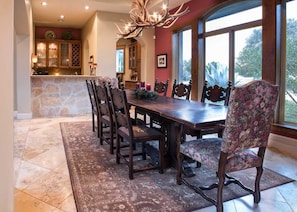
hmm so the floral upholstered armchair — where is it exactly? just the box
[176,80,279,212]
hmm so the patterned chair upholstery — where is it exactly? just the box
[176,80,279,212]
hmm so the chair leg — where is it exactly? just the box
[142,142,146,160]
[116,136,121,164]
[176,153,184,185]
[216,173,225,212]
[129,141,134,180]
[98,121,103,145]
[254,166,263,203]
[92,112,95,132]
[158,137,164,174]
[109,124,114,154]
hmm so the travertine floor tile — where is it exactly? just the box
[22,171,73,208]
[13,116,297,212]
[14,189,61,212]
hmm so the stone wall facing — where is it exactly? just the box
[31,76,118,117]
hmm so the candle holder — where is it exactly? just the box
[89,55,97,76]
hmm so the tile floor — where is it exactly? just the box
[14,116,297,212]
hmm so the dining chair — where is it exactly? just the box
[94,82,115,154]
[150,79,192,131]
[134,79,170,126]
[154,79,170,96]
[185,80,233,139]
[176,80,279,212]
[109,86,165,179]
[86,80,99,133]
[171,79,192,100]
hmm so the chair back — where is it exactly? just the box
[94,83,113,119]
[86,80,98,112]
[222,80,279,152]
[201,80,232,106]
[171,79,192,100]
[154,79,169,96]
[109,87,134,137]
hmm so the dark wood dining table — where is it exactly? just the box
[126,89,228,167]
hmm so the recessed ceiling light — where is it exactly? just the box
[85,5,89,10]
[41,2,47,6]
[58,15,65,22]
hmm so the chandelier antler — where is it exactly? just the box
[116,0,189,39]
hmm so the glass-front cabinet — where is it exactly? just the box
[35,39,81,70]
[48,42,58,67]
[60,43,69,67]
[36,41,47,67]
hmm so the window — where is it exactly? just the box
[282,0,297,125]
[202,2,262,87]
[172,28,192,83]
[116,46,125,73]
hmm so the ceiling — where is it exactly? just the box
[31,0,191,28]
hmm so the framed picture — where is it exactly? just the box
[157,54,167,68]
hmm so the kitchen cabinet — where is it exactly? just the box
[36,40,58,67]
[59,41,81,68]
[35,39,81,69]
[128,42,141,81]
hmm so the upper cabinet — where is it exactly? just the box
[129,43,137,69]
[59,41,81,68]
[128,42,141,81]
[36,39,81,69]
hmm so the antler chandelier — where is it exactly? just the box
[116,0,189,39]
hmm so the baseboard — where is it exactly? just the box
[15,112,32,120]
[268,133,297,160]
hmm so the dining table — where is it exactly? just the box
[125,89,228,167]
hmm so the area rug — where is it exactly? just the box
[60,121,294,212]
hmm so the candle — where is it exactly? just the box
[136,82,140,90]
[141,81,145,88]
[146,84,151,91]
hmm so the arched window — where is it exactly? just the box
[200,0,262,87]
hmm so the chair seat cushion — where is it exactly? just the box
[102,115,111,122]
[118,125,163,141]
[180,138,262,172]
[181,138,222,170]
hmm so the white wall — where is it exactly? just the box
[82,14,98,75]
[82,11,155,84]
[0,0,14,211]
[14,0,33,119]
[16,35,31,119]
[136,29,155,86]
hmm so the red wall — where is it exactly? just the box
[155,0,224,86]
[35,26,81,40]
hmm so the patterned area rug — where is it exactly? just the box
[60,121,293,212]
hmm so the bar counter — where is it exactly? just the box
[31,75,109,117]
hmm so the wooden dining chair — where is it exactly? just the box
[154,79,170,96]
[86,80,99,133]
[134,79,169,126]
[109,86,165,179]
[94,82,115,154]
[185,80,233,139]
[150,79,192,131]
[171,79,192,100]
[176,80,279,212]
